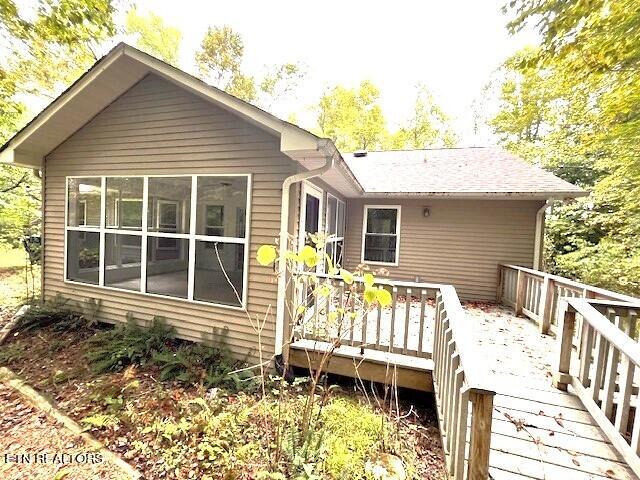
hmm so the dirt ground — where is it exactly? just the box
[0,323,446,479]
[0,382,133,480]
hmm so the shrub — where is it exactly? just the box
[14,295,85,332]
[153,342,258,392]
[86,314,174,373]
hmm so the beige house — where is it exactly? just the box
[0,43,585,363]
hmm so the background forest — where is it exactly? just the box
[1,0,638,294]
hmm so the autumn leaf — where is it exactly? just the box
[256,245,277,266]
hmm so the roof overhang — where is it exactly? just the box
[358,191,589,200]
[0,43,364,196]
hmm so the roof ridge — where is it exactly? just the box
[342,146,501,154]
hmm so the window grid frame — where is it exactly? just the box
[64,173,252,310]
[360,204,401,267]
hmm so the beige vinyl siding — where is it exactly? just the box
[43,74,294,361]
[344,198,543,301]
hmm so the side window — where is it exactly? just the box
[362,206,400,265]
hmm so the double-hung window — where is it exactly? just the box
[361,205,401,266]
[65,175,251,308]
[325,194,346,269]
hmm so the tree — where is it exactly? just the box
[493,0,640,295]
[125,9,182,66]
[0,0,120,249]
[0,0,118,102]
[194,25,304,107]
[316,81,386,151]
[386,85,457,149]
[195,25,244,88]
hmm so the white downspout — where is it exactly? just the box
[533,198,555,271]
[274,141,338,356]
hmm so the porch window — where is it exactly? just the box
[362,205,401,266]
[65,174,251,309]
[325,193,345,268]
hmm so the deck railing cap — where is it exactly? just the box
[500,264,640,304]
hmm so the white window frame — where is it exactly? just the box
[361,204,401,267]
[298,181,324,254]
[325,192,345,268]
[64,174,252,310]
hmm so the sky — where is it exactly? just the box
[25,0,540,146]
[125,0,541,145]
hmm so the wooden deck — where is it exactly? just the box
[468,304,637,479]
[288,270,640,479]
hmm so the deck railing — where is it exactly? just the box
[554,298,640,477]
[497,264,639,337]
[291,272,496,480]
[292,272,438,357]
[434,285,495,480]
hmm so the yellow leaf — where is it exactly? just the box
[285,251,300,263]
[256,245,277,266]
[296,305,306,315]
[324,253,334,273]
[364,287,377,304]
[363,273,375,288]
[316,284,331,297]
[299,245,318,268]
[376,288,392,307]
[340,269,354,284]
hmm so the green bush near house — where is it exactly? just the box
[153,342,258,392]
[86,315,175,373]
[14,296,84,332]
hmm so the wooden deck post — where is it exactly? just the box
[467,391,494,480]
[538,276,554,335]
[515,270,525,316]
[553,302,576,391]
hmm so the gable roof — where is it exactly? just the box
[342,147,586,199]
[0,42,363,197]
[0,42,584,200]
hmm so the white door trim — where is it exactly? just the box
[298,181,324,254]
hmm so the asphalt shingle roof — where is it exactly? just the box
[341,146,585,197]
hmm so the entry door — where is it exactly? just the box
[299,182,323,262]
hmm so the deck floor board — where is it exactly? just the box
[466,304,637,480]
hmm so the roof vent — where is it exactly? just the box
[353,150,368,158]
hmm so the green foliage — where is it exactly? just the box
[125,8,182,66]
[152,342,258,392]
[131,390,408,480]
[138,394,265,476]
[0,165,41,249]
[195,25,303,108]
[488,1,640,295]
[0,0,120,249]
[316,81,457,151]
[316,80,386,151]
[14,295,85,332]
[319,398,389,478]
[86,315,175,373]
[80,413,120,429]
[386,84,457,149]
